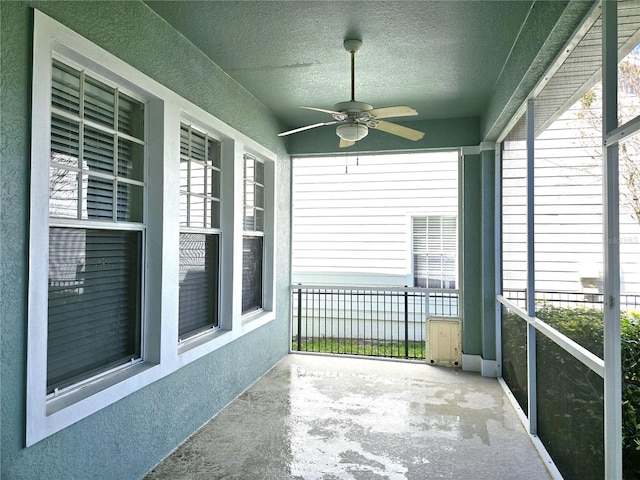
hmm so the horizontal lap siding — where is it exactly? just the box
[292,152,458,282]
[502,102,640,294]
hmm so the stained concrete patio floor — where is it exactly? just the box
[144,354,551,480]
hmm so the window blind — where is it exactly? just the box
[178,233,219,338]
[242,236,263,313]
[413,216,457,288]
[47,228,142,393]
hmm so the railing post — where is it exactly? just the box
[297,284,302,351]
[404,286,409,359]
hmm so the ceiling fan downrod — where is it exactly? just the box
[343,39,362,102]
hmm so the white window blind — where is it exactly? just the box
[412,216,457,289]
[178,124,221,339]
[47,59,145,394]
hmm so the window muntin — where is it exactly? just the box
[179,124,221,229]
[178,123,221,339]
[242,154,265,313]
[50,60,145,223]
[412,216,457,289]
[47,59,146,394]
[243,154,264,232]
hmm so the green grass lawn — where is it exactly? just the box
[292,337,425,360]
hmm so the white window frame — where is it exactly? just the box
[177,121,223,344]
[239,152,276,322]
[27,11,277,446]
[411,215,458,289]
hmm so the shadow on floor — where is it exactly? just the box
[144,354,550,480]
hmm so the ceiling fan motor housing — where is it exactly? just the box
[333,101,373,113]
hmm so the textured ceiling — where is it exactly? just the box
[145,1,539,133]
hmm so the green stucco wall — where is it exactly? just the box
[481,149,496,361]
[0,2,290,479]
[460,149,497,362]
[461,154,483,356]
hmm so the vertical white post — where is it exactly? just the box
[602,2,623,478]
[495,145,503,378]
[526,99,537,434]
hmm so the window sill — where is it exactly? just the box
[178,327,230,356]
[46,361,158,415]
[29,361,162,445]
[241,309,275,330]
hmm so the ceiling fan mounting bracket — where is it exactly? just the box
[343,39,362,53]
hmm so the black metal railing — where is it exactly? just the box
[291,284,459,360]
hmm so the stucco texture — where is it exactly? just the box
[0,2,290,479]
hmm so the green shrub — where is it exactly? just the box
[621,311,640,479]
[504,304,640,479]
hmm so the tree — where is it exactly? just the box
[579,45,640,226]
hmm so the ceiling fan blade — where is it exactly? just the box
[373,120,425,141]
[368,105,418,119]
[278,121,338,137]
[339,138,355,148]
[301,106,344,116]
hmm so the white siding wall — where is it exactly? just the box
[502,98,640,295]
[292,152,459,286]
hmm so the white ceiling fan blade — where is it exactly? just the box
[278,121,338,137]
[368,106,418,119]
[339,138,355,148]
[373,120,425,141]
[301,106,344,116]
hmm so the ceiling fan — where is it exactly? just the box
[278,39,426,148]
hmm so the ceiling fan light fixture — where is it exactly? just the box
[336,123,368,141]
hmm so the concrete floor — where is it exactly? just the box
[144,354,551,480]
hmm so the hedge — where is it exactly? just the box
[503,304,640,479]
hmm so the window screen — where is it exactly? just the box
[47,228,142,393]
[413,216,457,289]
[179,233,219,338]
[242,236,263,313]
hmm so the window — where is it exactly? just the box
[28,11,277,446]
[178,124,221,340]
[412,216,457,289]
[47,59,146,394]
[242,154,264,313]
